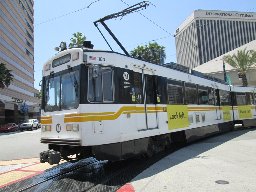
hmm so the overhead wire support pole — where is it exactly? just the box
[94,1,150,56]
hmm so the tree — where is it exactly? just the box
[224,48,256,87]
[69,32,86,48]
[35,90,42,99]
[0,63,13,89]
[130,42,166,64]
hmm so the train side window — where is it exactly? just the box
[102,68,114,102]
[185,83,197,104]
[132,72,143,104]
[246,92,252,105]
[236,92,246,105]
[230,92,237,106]
[198,86,209,105]
[88,66,114,102]
[215,89,220,106]
[145,75,156,104]
[167,79,184,104]
[208,88,215,105]
[219,90,231,106]
[156,77,167,104]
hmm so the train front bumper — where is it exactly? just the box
[41,138,81,146]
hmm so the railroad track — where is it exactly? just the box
[0,145,180,192]
[0,157,106,192]
[1,128,250,192]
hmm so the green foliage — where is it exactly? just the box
[224,48,256,86]
[35,90,42,99]
[69,32,86,48]
[0,63,13,89]
[130,42,166,64]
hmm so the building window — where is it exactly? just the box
[26,40,32,49]
[251,22,255,40]
[235,21,239,46]
[26,30,33,42]
[217,20,222,56]
[239,21,243,45]
[26,49,33,60]
[26,21,33,33]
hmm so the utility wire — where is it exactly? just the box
[120,0,173,37]
[35,0,102,26]
[120,0,214,51]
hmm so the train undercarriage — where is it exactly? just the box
[39,119,256,165]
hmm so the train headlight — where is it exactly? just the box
[72,124,79,132]
[42,125,51,132]
[42,125,46,132]
[66,124,79,132]
[66,124,73,131]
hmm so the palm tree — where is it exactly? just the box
[0,63,13,89]
[223,48,256,87]
[69,32,86,48]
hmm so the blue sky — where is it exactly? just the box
[34,0,254,90]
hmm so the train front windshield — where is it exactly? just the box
[43,69,80,111]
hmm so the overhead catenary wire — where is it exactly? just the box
[120,0,173,37]
[35,0,103,26]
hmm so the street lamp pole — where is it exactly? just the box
[223,60,227,83]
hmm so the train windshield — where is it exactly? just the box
[44,69,80,111]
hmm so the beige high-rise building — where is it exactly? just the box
[175,10,256,69]
[0,0,40,124]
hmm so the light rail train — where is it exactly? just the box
[40,43,256,164]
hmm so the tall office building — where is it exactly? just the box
[0,0,39,123]
[175,10,256,69]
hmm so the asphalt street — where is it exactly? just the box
[0,129,47,161]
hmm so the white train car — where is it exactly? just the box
[230,86,256,127]
[40,45,256,164]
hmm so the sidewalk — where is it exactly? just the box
[129,128,256,192]
[0,158,54,188]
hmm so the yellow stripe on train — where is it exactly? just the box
[64,106,164,123]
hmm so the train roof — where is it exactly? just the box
[43,48,256,92]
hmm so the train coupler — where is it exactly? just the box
[40,150,61,165]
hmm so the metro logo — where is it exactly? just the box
[167,105,189,130]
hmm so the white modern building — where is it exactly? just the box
[194,40,256,87]
[175,10,256,69]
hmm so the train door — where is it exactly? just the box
[133,67,158,131]
[87,65,114,134]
